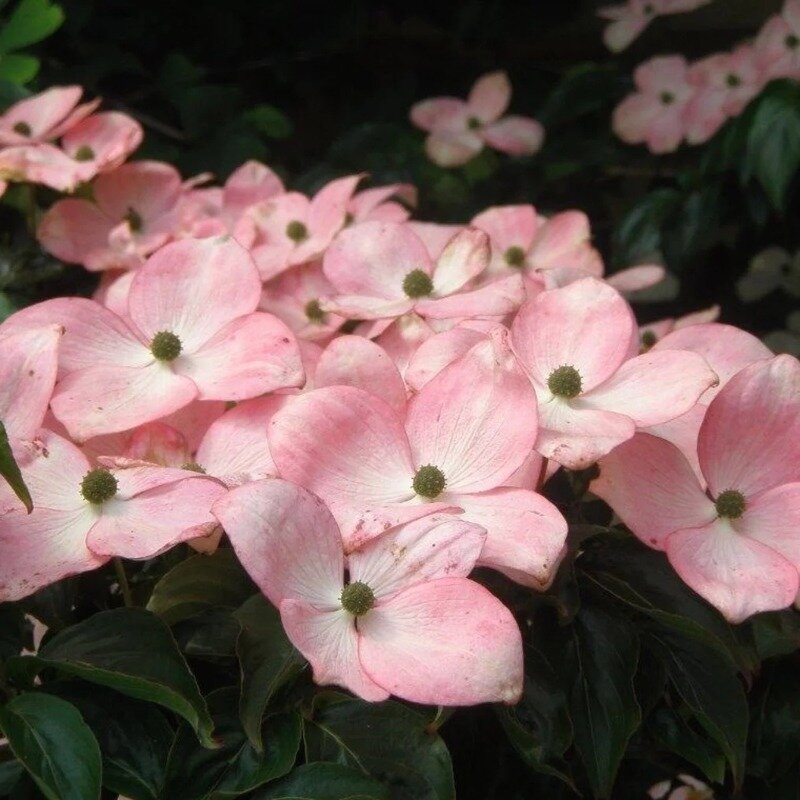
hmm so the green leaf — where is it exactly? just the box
[10,607,215,747]
[613,188,680,268]
[0,53,38,83]
[0,603,33,659]
[564,607,641,799]
[743,81,800,212]
[47,681,173,800]
[254,762,390,800]
[0,0,64,54]
[751,610,800,660]
[304,692,455,800]
[164,687,301,799]
[0,760,25,794]
[0,421,32,512]
[234,594,305,751]
[147,548,255,625]
[244,104,293,139]
[0,692,101,800]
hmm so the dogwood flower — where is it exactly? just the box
[213,478,523,704]
[755,0,800,81]
[410,71,544,167]
[60,111,144,179]
[592,356,800,622]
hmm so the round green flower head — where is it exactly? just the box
[467,116,482,130]
[716,489,746,520]
[181,462,206,473]
[124,207,143,232]
[659,91,675,105]
[786,33,800,49]
[305,298,326,323]
[413,464,446,499]
[548,365,582,399]
[403,269,434,299]
[340,581,375,616]
[13,121,31,136]
[74,145,95,161]
[504,245,526,268]
[640,330,658,351]
[81,468,118,504]
[286,220,309,243]
[151,330,182,362]
[726,73,742,88]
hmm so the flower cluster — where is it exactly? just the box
[613,0,800,151]
[0,81,798,710]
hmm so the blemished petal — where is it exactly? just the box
[306,174,361,245]
[281,600,388,701]
[358,577,523,705]
[591,433,715,550]
[196,395,287,485]
[321,294,415,321]
[511,277,635,391]
[468,71,512,123]
[348,514,486,598]
[212,478,345,607]
[416,274,525,320]
[432,228,490,296]
[698,355,800,497]
[606,264,666,293]
[406,327,539,493]
[0,86,82,143]
[0,505,103,601]
[323,220,433,299]
[409,97,468,132]
[0,144,89,191]
[579,350,717,427]
[314,335,407,414]
[425,130,484,167]
[481,116,545,156]
[0,325,62,440]
[223,160,284,218]
[51,362,198,441]
[471,204,538,254]
[536,399,635,469]
[61,112,144,173]
[127,237,261,352]
[121,421,190,467]
[405,326,488,391]
[666,520,799,623]
[453,488,568,590]
[87,474,226,559]
[176,313,304,400]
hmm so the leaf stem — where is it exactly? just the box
[114,557,133,607]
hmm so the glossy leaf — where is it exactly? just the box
[0,0,64,54]
[254,762,390,800]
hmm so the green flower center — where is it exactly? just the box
[74,144,95,161]
[81,468,118,504]
[640,330,658,351]
[343,211,355,227]
[286,220,309,243]
[716,489,746,519]
[150,331,182,362]
[548,365,583,399]
[504,245,526,268]
[181,462,206,473]
[467,116,482,130]
[12,121,31,136]
[726,73,742,88]
[403,269,434,298]
[124,207,143,232]
[340,581,375,616]
[305,298,327,324]
[413,464,446,499]
[786,33,800,49]
[659,91,675,105]
[643,2,655,14]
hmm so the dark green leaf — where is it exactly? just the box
[10,607,215,747]
[0,0,64,54]
[254,762,390,800]
[564,607,640,799]
[0,692,101,800]
[234,594,305,751]
[0,421,32,512]
[244,104,292,139]
[0,53,38,83]
[751,610,800,660]
[173,609,241,660]
[0,760,25,794]
[613,189,680,268]
[304,692,455,800]
[0,604,33,660]
[147,548,255,625]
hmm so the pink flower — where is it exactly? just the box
[347,183,417,224]
[0,86,99,146]
[3,237,304,440]
[410,71,544,167]
[684,45,763,144]
[0,429,226,600]
[322,220,523,322]
[212,478,523,704]
[510,278,718,469]
[599,0,712,52]
[613,56,694,153]
[37,161,183,271]
[60,111,144,179]
[754,0,800,81]
[240,174,360,281]
[0,144,91,193]
[269,329,568,589]
[592,356,800,622]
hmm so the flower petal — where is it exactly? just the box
[481,116,544,156]
[431,228,490,296]
[468,71,512,123]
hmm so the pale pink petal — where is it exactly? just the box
[408,222,466,259]
[698,356,800,497]
[0,86,82,144]
[645,404,707,481]
[410,97,468,132]
[281,601,388,700]
[467,71,511,123]
[607,264,666,292]
[612,94,661,146]
[603,12,650,52]
[94,160,182,223]
[93,270,135,316]
[223,160,284,217]
[431,228,490,296]
[0,144,88,191]
[425,130,484,167]
[61,112,144,174]
[405,326,487,391]
[471,205,538,255]
[321,295,415,321]
[528,211,592,271]
[123,422,189,467]
[481,116,544,156]
[212,478,344,607]
[375,313,434,375]
[592,433,715,549]
[175,313,304,400]
[358,578,522,705]
[406,328,538,492]
[304,174,361,252]
[666,521,799,623]
[348,183,416,223]
[416,274,525,319]
[736,483,800,569]
[348,515,486,597]
[453,488,568,589]
[314,336,407,414]
[0,326,62,440]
